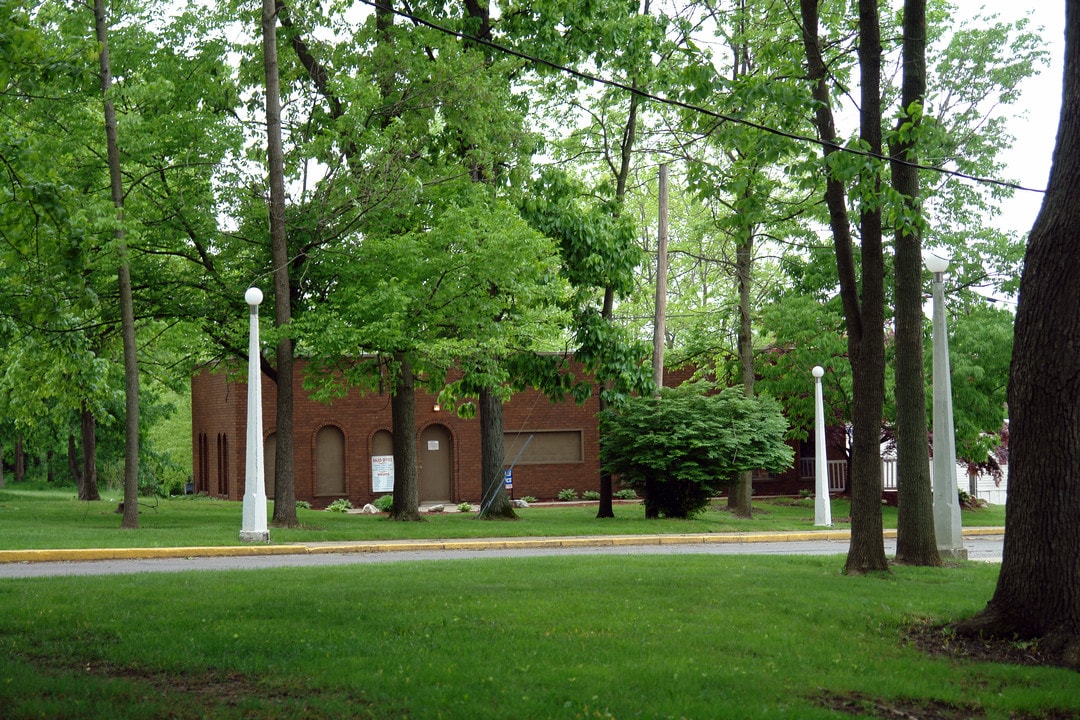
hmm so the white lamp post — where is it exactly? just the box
[812,366,832,527]
[240,287,269,543]
[924,252,965,559]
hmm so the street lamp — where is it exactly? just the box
[812,366,832,527]
[240,287,269,543]
[924,252,966,559]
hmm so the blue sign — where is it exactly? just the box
[503,469,513,489]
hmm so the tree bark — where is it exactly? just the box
[390,354,422,521]
[262,0,298,528]
[596,287,617,519]
[891,0,940,566]
[478,386,517,520]
[14,434,24,482]
[69,434,80,489]
[93,0,139,529]
[80,404,100,501]
[842,0,889,575]
[597,82,642,520]
[954,1,1080,668]
[729,225,755,518]
[799,0,888,573]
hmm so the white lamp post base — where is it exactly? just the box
[240,287,270,544]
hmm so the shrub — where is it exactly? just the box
[325,498,353,513]
[557,488,578,501]
[373,494,394,512]
[600,383,793,518]
[582,490,601,500]
[457,502,473,513]
[296,500,312,511]
[520,496,538,504]
[614,489,638,500]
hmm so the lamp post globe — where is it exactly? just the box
[923,251,949,276]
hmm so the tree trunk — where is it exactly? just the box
[93,0,139,529]
[891,0,940,566]
[263,0,298,528]
[724,0,755,520]
[478,386,517,520]
[842,0,889,575]
[729,219,755,518]
[69,434,81,489]
[954,1,1080,668]
[597,84,642,520]
[596,287,617,519]
[799,0,888,573]
[14,434,24,482]
[80,404,100,501]
[390,354,422,521]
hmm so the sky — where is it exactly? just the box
[969,1,1066,234]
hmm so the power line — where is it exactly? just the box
[354,0,1045,195]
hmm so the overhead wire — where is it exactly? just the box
[353,0,1045,195]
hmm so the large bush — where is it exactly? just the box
[600,384,794,518]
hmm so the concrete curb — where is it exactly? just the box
[0,527,1005,564]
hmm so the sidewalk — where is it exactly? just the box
[0,526,1005,564]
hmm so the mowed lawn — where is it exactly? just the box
[0,486,1068,720]
[0,484,1006,550]
[2,555,1077,720]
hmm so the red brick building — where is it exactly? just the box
[190,360,817,508]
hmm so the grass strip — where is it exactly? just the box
[0,485,1005,551]
[0,555,1073,720]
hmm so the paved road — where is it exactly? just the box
[0,533,1004,579]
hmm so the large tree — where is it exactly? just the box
[890,0,940,566]
[261,0,299,528]
[93,0,140,528]
[799,0,888,573]
[955,0,1080,669]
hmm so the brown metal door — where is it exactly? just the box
[419,425,452,502]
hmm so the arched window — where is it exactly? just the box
[216,433,229,496]
[315,425,346,496]
[198,433,210,493]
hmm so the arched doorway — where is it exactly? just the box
[419,424,452,503]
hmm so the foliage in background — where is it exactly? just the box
[0,0,1041,515]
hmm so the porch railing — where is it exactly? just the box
[800,456,1008,504]
[798,457,848,493]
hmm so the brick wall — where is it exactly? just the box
[191,359,604,507]
[190,358,820,508]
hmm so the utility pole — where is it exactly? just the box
[652,164,669,391]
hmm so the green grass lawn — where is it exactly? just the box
[0,483,1005,550]
[0,485,1058,720]
[1,555,1074,720]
